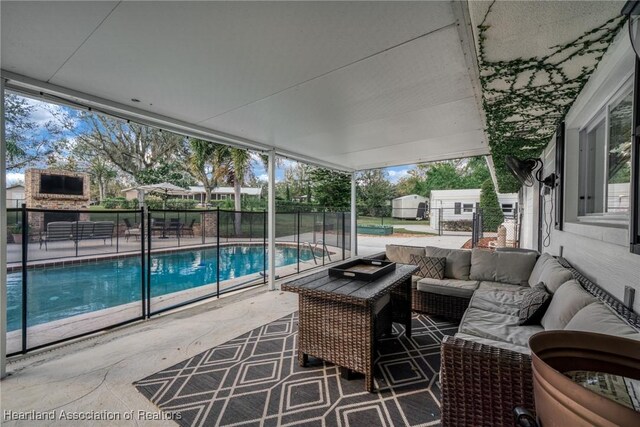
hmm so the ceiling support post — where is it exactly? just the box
[267,149,277,290]
[351,173,358,257]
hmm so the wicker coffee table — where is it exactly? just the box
[282,263,417,392]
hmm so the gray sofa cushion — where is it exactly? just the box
[459,307,543,348]
[470,283,530,316]
[528,253,554,287]
[565,302,640,340]
[385,244,425,264]
[425,246,471,280]
[496,251,538,285]
[477,281,527,292]
[411,275,421,289]
[541,279,596,330]
[537,257,573,293]
[416,277,479,298]
[454,332,530,354]
[469,249,537,285]
[469,248,496,281]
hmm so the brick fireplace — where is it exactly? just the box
[25,168,91,231]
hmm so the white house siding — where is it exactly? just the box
[430,189,518,229]
[520,31,640,313]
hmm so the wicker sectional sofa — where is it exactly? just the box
[373,245,640,426]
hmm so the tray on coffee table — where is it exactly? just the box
[328,258,396,281]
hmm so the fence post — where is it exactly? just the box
[20,204,27,353]
[75,210,79,257]
[342,212,346,261]
[263,209,267,284]
[140,208,146,318]
[472,212,477,248]
[438,208,443,236]
[297,210,300,274]
[116,212,120,253]
[322,210,326,266]
[146,209,152,317]
[216,207,220,298]
[201,211,205,244]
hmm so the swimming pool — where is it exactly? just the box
[6,245,318,332]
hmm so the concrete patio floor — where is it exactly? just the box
[1,286,299,426]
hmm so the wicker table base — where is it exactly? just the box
[283,265,416,392]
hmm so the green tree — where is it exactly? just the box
[308,168,350,209]
[479,179,504,231]
[460,157,491,188]
[88,158,117,202]
[75,114,189,178]
[135,160,195,188]
[5,93,71,170]
[188,138,223,205]
[357,169,395,216]
[214,147,253,235]
[395,156,492,198]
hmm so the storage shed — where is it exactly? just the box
[392,195,429,219]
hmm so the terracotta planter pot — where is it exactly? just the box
[529,331,640,427]
[11,233,22,244]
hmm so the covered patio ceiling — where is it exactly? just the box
[0,1,626,173]
[1,1,486,171]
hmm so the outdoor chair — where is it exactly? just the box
[123,218,141,241]
[151,218,166,237]
[39,222,74,250]
[166,218,182,237]
[92,221,114,245]
[182,218,196,237]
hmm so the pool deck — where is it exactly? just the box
[6,231,345,267]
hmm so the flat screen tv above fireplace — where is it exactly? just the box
[39,174,84,196]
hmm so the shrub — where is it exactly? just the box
[479,179,504,232]
[144,197,198,210]
[165,198,198,210]
[441,220,473,231]
[101,197,127,209]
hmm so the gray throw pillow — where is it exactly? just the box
[410,254,446,280]
[518,282,552,326]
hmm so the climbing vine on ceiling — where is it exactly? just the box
[477,1,626,192]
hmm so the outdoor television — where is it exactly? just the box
[39,174,84,196]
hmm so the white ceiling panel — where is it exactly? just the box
[201,25,486,169]
[1,1,488,171]
[0,1,119,81]
[44,1,456,123]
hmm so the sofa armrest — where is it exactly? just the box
[440,335,535,427]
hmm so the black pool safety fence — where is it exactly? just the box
[357,205,521,248]
[5,206,351,356]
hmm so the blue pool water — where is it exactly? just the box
[6,245,316,332]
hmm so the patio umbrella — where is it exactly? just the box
[137,182,192,209]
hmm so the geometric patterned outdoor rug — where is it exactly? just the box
[134,312,458,427]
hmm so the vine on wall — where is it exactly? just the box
[477,2,626,192]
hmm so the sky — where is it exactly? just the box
[5,92,416,186]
